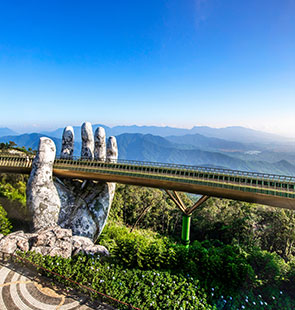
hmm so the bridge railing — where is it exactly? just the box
[1,155,295,193]
[54,155,295,183]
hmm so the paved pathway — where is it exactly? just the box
[0,262,115,310]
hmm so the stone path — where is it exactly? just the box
[0,262,115,310]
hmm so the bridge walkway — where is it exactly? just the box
[0,154,295,210]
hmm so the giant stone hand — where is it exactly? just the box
[26,122,118,242]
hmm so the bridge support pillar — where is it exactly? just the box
[165,190,210,248]
[181,214,191,248]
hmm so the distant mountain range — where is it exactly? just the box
[0,127,18,137]
[1,130,295,176]
[40,124,292,144]
[0,133,63,153]
[166,134,249,152]
[116,133,295,175]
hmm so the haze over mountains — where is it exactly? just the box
[1,125,295,176]
[39,124,292,144]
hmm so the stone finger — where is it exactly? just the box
[94,126,106,161]
[106,136,118,162]
[61,126,74,159]
[26,138,61,231]
[81,122,94,160]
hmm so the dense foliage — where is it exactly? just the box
[15,223,295,309]
[17,251,213,310]
[0,174,26,207]
[0,204,12,235]
[111,184,295,260]
[98,224,295,303]
[2,173,295,309]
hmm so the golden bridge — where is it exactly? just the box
[1,154,295,245]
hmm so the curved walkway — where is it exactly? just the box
[0,262,115,310]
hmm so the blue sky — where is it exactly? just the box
[0,0,294,136]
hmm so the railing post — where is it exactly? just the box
[181,214,191,248]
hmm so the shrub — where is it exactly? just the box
[0,204,12,235]
[99,223,176,269]
[99,224,255,295]
[247,248,288,286]
[17,251,213,310]
[172,241,255,295]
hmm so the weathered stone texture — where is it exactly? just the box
[56,123,118,241]
[61,126,74,159]
[106,136,118,162]
[81,122,94,159]
[30,226,72,258]
[26,138,61,231]
[94,127,106,160]
[25,121,118,252]
[0,227,109,258]
[0,231,29,254]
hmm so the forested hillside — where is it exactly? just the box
[2,161,295,308]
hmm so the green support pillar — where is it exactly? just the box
[181,214,191,248]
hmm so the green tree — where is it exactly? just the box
[0,204,12,235]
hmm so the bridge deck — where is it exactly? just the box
[0,155,295,210]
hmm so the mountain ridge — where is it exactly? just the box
[39,124,292,144]
[1,131,295,176]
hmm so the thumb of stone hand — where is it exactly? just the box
[26,137,61,231]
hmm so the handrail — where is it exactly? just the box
[1,154,295,183]
[54,156,295,182]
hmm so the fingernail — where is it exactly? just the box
[81,122,94,160]
[94,127,106,161]
[61,126,74,159]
